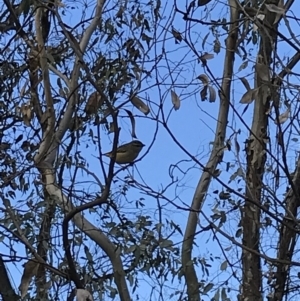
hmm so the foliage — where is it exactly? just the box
[0,0,300,301]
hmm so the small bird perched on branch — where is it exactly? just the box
[103,140,145,164]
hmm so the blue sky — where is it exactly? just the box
[2,0,300,300]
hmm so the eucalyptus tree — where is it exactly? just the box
[1,0,300,301]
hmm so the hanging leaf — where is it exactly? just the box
[256,62,270,81]
[214,289,220,301]
[85,91,103,115]
[221,288,228,301]
[238,60,248,72]
[220,260,228,271]
[124,109,137,138]
[208,86,216,102]
[265,4,285,15]
[200,53,214,62]
[203,283,214,294]
[84,246,94,263]
[171,27,182,43]
[239,89,257,104]
[242,104,249,116]
[274,108,290,124]
[213,39,221,54]
[235,228,243,237]
[235,138,240,154]
[108,122,115,133]
[76,289,93,301]
[130,96,150,115]
[200,86,208,101]
[19,259,39,298]
[21,102,33,126]
[198,0,212,6]
[239,77,251,91]
[20,79,29,97]
[171,90,181,110]
[253,14,265,31]
[197,74,209,85]
[273,0,285,24]
[19,0,32,16]
[202,32,210,50]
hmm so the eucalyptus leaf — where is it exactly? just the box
[274,108,290,124]
[240,89,256,104]
[208,85,216,102]
[131,96,150,115]
[171,90,181,110]
[239,77,251,91]
[197,74,209,85]
[125,109,137,138]
[256,62,270,81]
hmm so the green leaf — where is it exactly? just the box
[219,191,230,200]
[19,0,32,17]
[214,289,220,301]
[213,39,221,54]
[125,245,136,253]
[84,246,94,263]
[159,239,173,248]
[220,260,228,271]
[221,287,227,301]
[235,228,243,238]
[203,283,214,294]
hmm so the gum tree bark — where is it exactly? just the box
[241,1,292,300]
[30,1,132,300]
[181,1,239,300]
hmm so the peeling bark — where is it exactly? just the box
[241,1,282,300]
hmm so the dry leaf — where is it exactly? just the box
[21,102,33,127]
[200,53,214,61]
[240,89,256,104]
[256,62,270,81]
[200,86,208,101]
[20,79,29,97]
[76,289,93,301]
[108,122,115,133]
[265,4,285,15]
[208,86,216,102]
[197,74,209,85]
[213,39,221,54]
[19,259,39,298]
[124,109,137,138]
[171,90,181,110]
[171,27,182,42]
[253,14,265,31]
[202,32,210,50]
[272,0,285,24]
[85,91,103,115]
[239,77,251,91]
[130,96,150,115]
[275,108,290,124]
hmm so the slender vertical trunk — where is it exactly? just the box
[241,2,281,300]
[181,1,239,300]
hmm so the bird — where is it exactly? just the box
[103,140,145,164]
